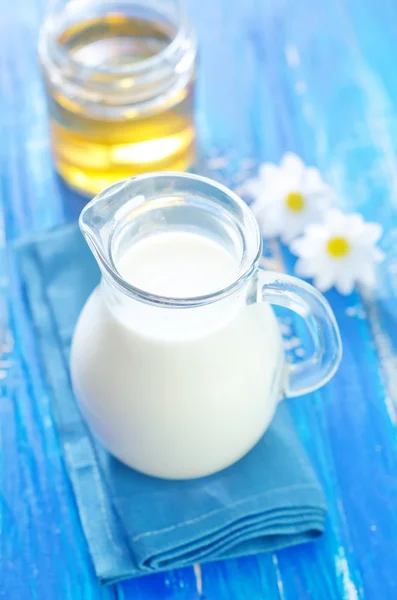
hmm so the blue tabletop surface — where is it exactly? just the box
[2,0,397,598]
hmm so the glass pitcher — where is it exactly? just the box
[70,172,342,479]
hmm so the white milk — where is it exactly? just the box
[70,232,284,478]
[118,231,238,298]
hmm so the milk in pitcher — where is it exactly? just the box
[71,231,283,478]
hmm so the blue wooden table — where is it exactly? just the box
[2,0,397,598]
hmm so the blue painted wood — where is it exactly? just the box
[2,0,397,598]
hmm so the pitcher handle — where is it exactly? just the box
[256,269,342,397]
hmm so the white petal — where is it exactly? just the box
[313,269,337,292]
[280,152,305,187]
[295,257,319,277]
[242,178,263,199]
[290,237,310,257]
[256,209,282,238]
[334,271,356,295]
[324,209,346,230]
[282,202,323,238]
[252,191,281,214]
[343,213,365,238]
[303,168,332,204]
[304,167,323,191]
[258,163,281,189]
[346,213,364,229]
[251,197,267,216]
[251,195,281,219]
[290,229,326,257]
[279,216,305,243]
[303,200,330,223]
[357,265,376,288]
[304,223,328,240]
[271,181,293,202]
[373,248,385,262]
[306,192,334,216]
[348,241,385,265]
[362,222,383,244]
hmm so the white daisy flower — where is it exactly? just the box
[243,152,333,242]
[290,209,384,295]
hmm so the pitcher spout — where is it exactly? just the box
[79,177,145,274]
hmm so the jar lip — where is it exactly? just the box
[80,173,263,309]
[40,0,194,78]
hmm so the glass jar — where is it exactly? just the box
[39,0,197,196]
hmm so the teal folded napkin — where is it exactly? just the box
[15,224,326,585]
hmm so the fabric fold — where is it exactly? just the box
[15,224,326,585]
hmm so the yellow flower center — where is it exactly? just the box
[327,237,350,258]
[285,192,305,212]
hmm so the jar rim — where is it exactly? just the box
[40,0,192,78]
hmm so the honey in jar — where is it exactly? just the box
[39,1,196,196]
